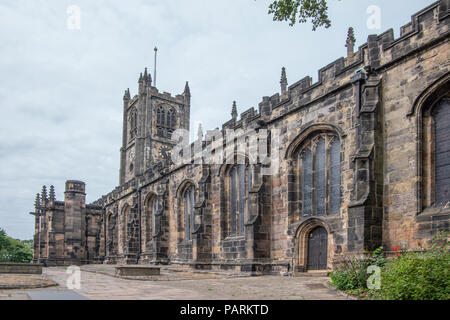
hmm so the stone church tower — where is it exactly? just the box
[119,68,191,185]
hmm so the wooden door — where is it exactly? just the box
[307,227,328,270]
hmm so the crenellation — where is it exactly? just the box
[240,107,257,124]
[269,93,280,109]
[401,22,414,37]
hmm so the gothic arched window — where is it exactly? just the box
[183,185,195,240]
[228,164,251,236]
[298,133,341,217]
[422,96,450,208]
[433,98,450,206]
[144,195,158,249]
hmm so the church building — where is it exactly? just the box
[30,0,449,274]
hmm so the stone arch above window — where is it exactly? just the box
[285,123,345,160]
[288,129,342,221]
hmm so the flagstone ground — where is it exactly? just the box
[0,266,350,300]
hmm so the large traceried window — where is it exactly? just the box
[228,164,251,236]
[422,96,450,208]
[434,98,450,206]
[144,195,158,248]
[183,185,195,240]
[298,133,341,217]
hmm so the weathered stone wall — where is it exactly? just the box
[0,263,43,274]
[381,21,450,250]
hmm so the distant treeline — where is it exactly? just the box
[0,228,33,263]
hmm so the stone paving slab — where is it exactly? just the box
[80,264,246,281]
[0,266,351,300]
[27,290,89,300]
[47,267,348,300]
[0,274,57,290]
[0,289,31,300]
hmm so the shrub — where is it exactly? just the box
[330,246,385,291]
[371,232,450,300]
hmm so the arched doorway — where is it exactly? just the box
[307,226,328,270]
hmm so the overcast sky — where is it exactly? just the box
[0,0,433,240]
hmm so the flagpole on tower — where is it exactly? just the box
[154,47,158,87]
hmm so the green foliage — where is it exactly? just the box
[331,232,450,300]
[370,246,386,268]
[0,228,33,263]
[330,246,385,291]
[329,258,369,291]
[267,0,334,30]
[371,232,450,300]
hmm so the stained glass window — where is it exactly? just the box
[302,149,313,217]
[238,164,245,234]
[230,167,237,235]
[330,139,341,214]
[183,186,195,240]
[299,134,341,216]
[433,98,450,206]
[315,138,326,216]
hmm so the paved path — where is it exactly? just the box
[0,274,57,289]
[0,267,349,300]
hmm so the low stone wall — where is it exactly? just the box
[115,266,160,276]
[0,263,43,274]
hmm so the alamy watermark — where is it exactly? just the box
[66,265,81,289]
[367,5,381,30]
[170,127,280,175]
[67,5,81,31]
[366,265,381,289]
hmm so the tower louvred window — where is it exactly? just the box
[156,106,176,138]
[167,109,175,129]
[157,107,165,126]
[129,109,137,140]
